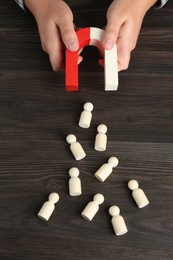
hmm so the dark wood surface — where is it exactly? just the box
[0,1,173,259]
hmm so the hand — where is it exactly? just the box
[102,0,157,71]
[25,0,81,71]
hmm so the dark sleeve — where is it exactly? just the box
[156,0,169,8]
[15,0,25,10]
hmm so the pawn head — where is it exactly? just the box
[128,180,139,190]
[108,157,119,167]
[84,102,94,112]
[109,205,120,217]
[97,124,107,134]
[69,167,79,177]
[66,134,77,144]
[93,193,104,205]
[48,192,60,203]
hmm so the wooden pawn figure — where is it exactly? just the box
[79,102,94,128]
[128,180,149,208]
[37,193,59,221]
[95,156,119,182]
[69,167,82,196]
[81,193,104,221]
[109,206,128,236]
[94,124,108,151]
[66,134,86,161]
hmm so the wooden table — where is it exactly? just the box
[0,1,173,259]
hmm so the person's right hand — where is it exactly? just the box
[25,0,81,71]
[102,0,157,71]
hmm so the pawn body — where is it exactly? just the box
[38,193,59,221]
[81,193,104,221]
[128,180,149,208]
[69,167,82,196]
[66,134,86,161]
[95,157,119,182]
[79,102,94,128]
[132,188,149,208]
[95,124,108,151]
[109,206,128,236]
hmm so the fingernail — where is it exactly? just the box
[67,39,78,51]
[103,40,114,50]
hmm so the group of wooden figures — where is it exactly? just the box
[37,102,149,236]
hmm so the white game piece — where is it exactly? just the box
[69,167,82,196]
[94,124,108,151]
[109,206,128,236]
[95,156,119,182]
[81,193,104,221]
[128,180,149,208]
[66,134,86,160]
[79,102,94,128]
[37,192,59,221]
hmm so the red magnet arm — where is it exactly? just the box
[66,27,90,91]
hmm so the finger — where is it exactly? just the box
[103,21,122,50]
[78,55,83,65]
[78,47,83,55]
[116,20,142,71]
[98,58,104,67]
[98,56,129,72]
[117,47,131,71]
[98,36,131,71]
[39,24,65,71]
[49,46,65,71]
[103,5,124,50]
